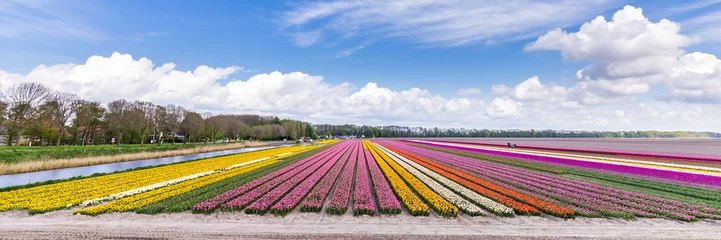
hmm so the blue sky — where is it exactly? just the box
[2,0,721,131]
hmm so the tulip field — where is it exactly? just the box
[1,139,720,223]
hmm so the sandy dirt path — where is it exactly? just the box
[1,210,719,239]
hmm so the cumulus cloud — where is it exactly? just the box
[1,51,720,131]
[486,98,522,119]
[0,52,501,127]
[456,88,482,96]
[525,5,721,103]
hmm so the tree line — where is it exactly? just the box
[0,82,317,146]
[313,124,721,139]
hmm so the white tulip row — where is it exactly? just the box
[375,143,516,216]
[373,143,488,216]
[75,155,280,208]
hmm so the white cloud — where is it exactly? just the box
[683,9,721,42]
[526,5,721,103]
[456,88,482,96]
[525,5,694,64]
[291,30,322,47]
[332,43,369,58]
[486,98,522,119]
[2,52,721,131]
[280,0,619,47]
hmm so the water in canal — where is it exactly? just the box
[0,145,289,188]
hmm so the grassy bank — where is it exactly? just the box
[0,141,281,175]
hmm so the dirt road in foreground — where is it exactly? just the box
[1,210,719,239]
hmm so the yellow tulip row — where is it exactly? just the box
[364,140,430,216]
[75,159,276,215]
[367,141,459,217]
[316,139,342,145]
[0,146,315,214]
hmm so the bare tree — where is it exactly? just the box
[106,99,132,145]
[46,91,79,146]
[3,82,50,145]
[165,105,185,144]
[202,112,214,143]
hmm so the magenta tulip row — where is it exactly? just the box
[429,140,721,163]
[418,141,721,186]
[365,149,402,215]
[238,142,351,214]
[398,142,721,221]
[298,144,355,212]
[325,142,359,215]
[263,142,358,215]
[192,142,349,213]
[352,146,376,216]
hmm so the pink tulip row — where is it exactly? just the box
[403,142,721,221]
[352,144,376,216]
[297,143,356,213]
[365,148,402,215]
[192,142,348,213]
[237,142,352,214]
[257,143,355,215]
[325,142,360,215]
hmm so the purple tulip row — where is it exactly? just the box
[419,141,721,186]
[365,148,403,215]
[192,142,348,213]
[352,144,377,216]
[325,142,360,215]
[239,142,352,214]
[399,142,720,221]
[297,143,356,213]
[430,140,721,163]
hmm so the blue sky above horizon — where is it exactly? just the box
[2,0,721,131]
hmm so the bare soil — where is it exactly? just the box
[0,210,719,239]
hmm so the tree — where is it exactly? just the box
[305,123,317,139]
[73,100,105,145]
[180,111,203,143]
[3,82,50,145]
[46,91,79,146]
[165,105,185,144]
[106,99,132,145]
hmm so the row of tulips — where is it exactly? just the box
[264,142,357,215]
[192,143,346,213]
[0,146,313,214]
[136,147,328,214]
[428,140,721,163]
[409,141,721,221]
[387,142,574,218]
[325,142,360,215]
[76,160,274,215]
[471,155,721,220]
[374,143,489,216]
[406,143,653,218]
[298,144,355,213]
[418,141,721,186]
[225,142,350,213]
[362,141,402,215]
[368,142,457,217]
[381,142,541,216]
[366,141,430,216]
[352,145,376,216]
